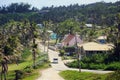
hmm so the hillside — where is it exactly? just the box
[0,1,120,26]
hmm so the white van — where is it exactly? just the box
[53,58,58,63]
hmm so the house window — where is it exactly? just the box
[67,43,69,46]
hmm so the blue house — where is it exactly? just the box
[97,36,107,44]
[50,33,57,40]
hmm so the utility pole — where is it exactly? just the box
[47,34,49,53]
[75,32,81,72]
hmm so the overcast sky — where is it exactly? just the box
[0,0,119,9]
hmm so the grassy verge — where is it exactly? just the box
[23,63,50,80]
[59,70,109,80]
[6,62,50,80]
[1,48,50,80]
[6,61,32,80]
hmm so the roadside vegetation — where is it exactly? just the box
[66,54,120,70]
[1,48,49,80]
[60,46,120,70]
[59,70,120,80]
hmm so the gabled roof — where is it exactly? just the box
[63,34,75,43]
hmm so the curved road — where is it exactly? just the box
[36,40,113,80]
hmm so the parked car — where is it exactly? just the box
[55,43,62,49]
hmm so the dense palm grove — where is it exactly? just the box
[0,20,42,80]
[0,1,120,80]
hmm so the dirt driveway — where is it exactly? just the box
[36,68,64,80]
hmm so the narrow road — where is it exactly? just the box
[36,40,113,80]
[36,41,64,80]
[37,68,64,80]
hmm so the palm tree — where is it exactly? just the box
[105,14,120,62]
[30,22,38,68]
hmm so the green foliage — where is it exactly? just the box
[66,60,79,68]
[3,45,14,55]
[5,52,49,80]
[0,1,119,26]
[33,53,49,69]
[81,56,91,63]
[66,54,120,70]
[0,3,38,14]
[32,44,38,48]
[88,63,106,70]
[106,70,120,80]
[59,70,107,80]
[59,49,65,56]
[60,70,120,80]
[105,62,120,70]
[23,66,33,73]
[14,70,24,79]
[63,46,75,53]
[21,48,31,60]
[82,54,107,64]
[90,54,106,63]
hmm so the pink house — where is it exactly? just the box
[62,34,83,47]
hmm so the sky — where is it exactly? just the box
[0,0,119,9]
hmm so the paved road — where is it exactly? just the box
[36,41,65,80]
[36,40,113,80]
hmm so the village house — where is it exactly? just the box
[78,42,113,56]
[97,36,107,44]
[62,34,83,47]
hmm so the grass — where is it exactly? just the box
[59,70,109,80]
[23,72,39,80]
[6,62,50,80]
[9,61,32,71]
[0,48,50,80]
[6,59,49,80]
[23,63,50,80]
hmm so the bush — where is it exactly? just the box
[66,60,106,69]
[88,63,106,70]
[21,48,31,60]
[66,61,78,68]
[81,57,91,63]
[14,70,24,79]
[80,62,88,69]
[90,54,106,63]
[23,66,33,73]
[64,46,75,52]
[59,49,65,56]
[105,62,120,70]
[66,54,120,70]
